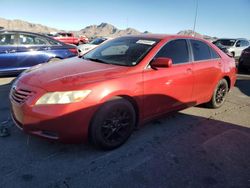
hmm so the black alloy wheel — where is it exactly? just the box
[90,98,136,150]
[207,79,228,108]
[215,82,227,104]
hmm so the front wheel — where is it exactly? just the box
[206,79,228,108]
[90,98,136,150]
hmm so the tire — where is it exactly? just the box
[90,98,136,150]
[48,58,61,63]
[206,79,228,108]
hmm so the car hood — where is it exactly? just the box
[19,57,130,91]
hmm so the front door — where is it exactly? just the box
[143,39,194,119]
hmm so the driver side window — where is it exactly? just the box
[155,39,189,64]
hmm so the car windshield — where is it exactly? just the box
[90,38,107,45]
[213,39,236,47]
[83,37,159,66]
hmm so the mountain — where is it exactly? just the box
[177,29,217,41]
[74,23,141,38]
[0,17,217,41]
[0,17,58,33]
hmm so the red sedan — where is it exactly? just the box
[10,34,236,149]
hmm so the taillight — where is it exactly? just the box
[69,48,78,55]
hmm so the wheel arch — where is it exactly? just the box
[117,95,140,127]
[223,75,231,91]
[87,95,140,142]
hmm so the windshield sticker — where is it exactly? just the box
[136,40,156,45]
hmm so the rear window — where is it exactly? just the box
[210,47,220,59]
[191,40,211,61]
[48,39,61,46]
[19,34,47,45]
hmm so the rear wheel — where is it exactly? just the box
[90,98,136,150]
[206,79,228,108]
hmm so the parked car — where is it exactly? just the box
[212,42,231,55]
[213,38,250,58]
[78,37,113,56]
[53,32,88,45]
[238,46,250,72]
[0,30,78,76]
[10,34,236,149]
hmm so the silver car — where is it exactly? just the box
[213,38,250,58]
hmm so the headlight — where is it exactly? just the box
[36,90,91,105]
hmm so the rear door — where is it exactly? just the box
[0,32,18,72]
[16,33,52,68]
[143,39,194,118]
[190,39,222,104]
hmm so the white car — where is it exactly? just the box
[78,37,113,56]
[213,38,250,58]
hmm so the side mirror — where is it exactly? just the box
[150,57,172,69]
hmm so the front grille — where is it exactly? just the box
[11,87,33,104]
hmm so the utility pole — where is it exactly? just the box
[193,0,198,37]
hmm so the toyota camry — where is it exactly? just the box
[10,34,236,149]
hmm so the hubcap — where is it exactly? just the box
[101,108,131,144]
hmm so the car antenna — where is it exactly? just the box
[192,0,199,37]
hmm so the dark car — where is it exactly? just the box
[0,30,78,76]
[238,47,250,72]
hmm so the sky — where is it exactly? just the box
[1,0,250,38]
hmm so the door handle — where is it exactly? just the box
[186,68,192,74]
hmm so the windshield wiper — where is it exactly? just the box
[84,57,109,64]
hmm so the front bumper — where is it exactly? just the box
[10,82,98,143]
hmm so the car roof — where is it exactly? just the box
[0,30,68,45]
[0,30,57,38]
[119,34,202,40]
[216,38,248,41]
